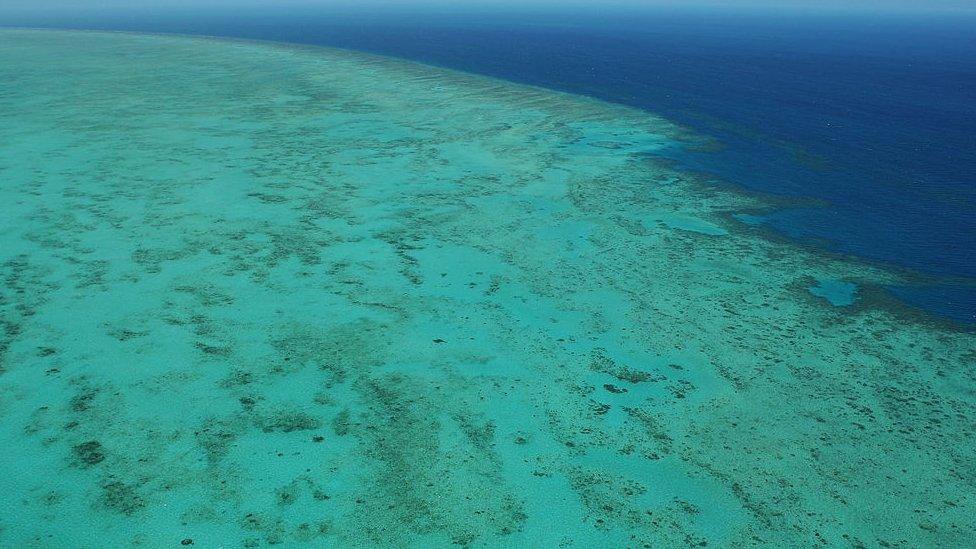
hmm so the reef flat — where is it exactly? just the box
[0,29,973,547]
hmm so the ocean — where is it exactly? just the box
[6,5,975,322]
[1,9,975,547]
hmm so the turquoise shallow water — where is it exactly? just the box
[1,30,974,547]
[809,279,858,308]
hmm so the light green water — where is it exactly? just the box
[0,29,974,548]
[809,278,858,307]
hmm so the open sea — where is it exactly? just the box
[1,5,975,547]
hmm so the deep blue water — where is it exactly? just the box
[4,6,975,323]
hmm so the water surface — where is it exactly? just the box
[7,5,975,322]
[0,29,974,547]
